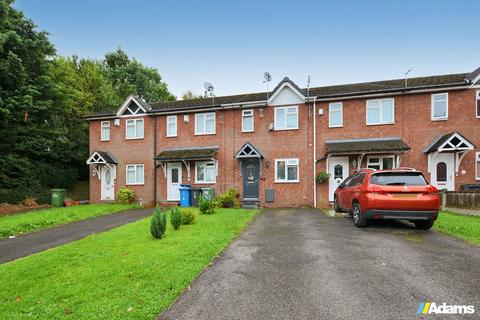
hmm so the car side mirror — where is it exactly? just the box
[337,184,344,189]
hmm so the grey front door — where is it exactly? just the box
[243,159,259,199]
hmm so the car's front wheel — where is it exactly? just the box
[352,202,367,228]
[333,196,342,213]
[414,219,434,230]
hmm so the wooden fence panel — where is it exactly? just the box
[67,181,89,201]
[443,191,480,209]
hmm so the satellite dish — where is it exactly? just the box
[203,82,214,92]
[263,72,272,82]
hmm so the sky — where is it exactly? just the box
[14,0,480,99]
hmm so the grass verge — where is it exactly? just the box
[0,208,258,319]
[433,211,480,246]
[0,204,139,239]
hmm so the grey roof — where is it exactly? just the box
[86,68,479,118]
[155,146,218,161]
[325,137,410,155]
[423,132,476,153]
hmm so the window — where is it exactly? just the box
[275,158,299,182]
[101,121,110,141]
[366,99,394,125]
[349,173,366,187]
[370,172,427,186]
[367,156,395,170]
[195,112,215,135]
[436,162,447,182]
[126,164,144,185]
[126,119,144,139]
[476,91,480,118]
[329,102,343,127]
[195,161,216,183]
[476,153,480,180]
[274,106,298,130]
[166,115,177,137]
[431,93,448,120]
[242,109,254,132]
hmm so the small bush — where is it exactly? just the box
[316,171,330,184]
[180,208,196,225]
[213,189,240,208]
[117,186,135,204]
[199,196,215,214]
[170,207,182,230]
[150,207,167,239]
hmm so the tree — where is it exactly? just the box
[181,90,202,100]
[103,48,176,103]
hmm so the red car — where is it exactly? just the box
[333,168,440,229]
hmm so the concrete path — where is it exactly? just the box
[158,208,480,320]
[0,208,152,264]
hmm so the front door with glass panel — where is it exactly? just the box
[243,159,259,200]
[101,166,115,200]
[328,157,349,201]
[430,153,454,191]
[167,162,182,201]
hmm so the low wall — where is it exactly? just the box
[442,191,480,209]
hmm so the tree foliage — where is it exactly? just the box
[0,1,175,203]
[181,90,202,100]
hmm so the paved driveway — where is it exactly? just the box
[159,208,480,320]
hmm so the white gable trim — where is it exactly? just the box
[86,151,107,165]
[437,132,474,152]
[268,82,305,106]
[116,95,149,117]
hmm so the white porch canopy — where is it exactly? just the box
[425,132,475,174]
[86,150,118,180]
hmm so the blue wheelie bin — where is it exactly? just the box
[179,184,191,207]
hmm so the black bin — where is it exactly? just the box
[461,184,480,191]
[190,187,201,207]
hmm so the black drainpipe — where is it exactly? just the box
[153,114,157,205]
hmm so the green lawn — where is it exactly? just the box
[0,208,258,319]
[433,211,480,246]
[0,204,139,239]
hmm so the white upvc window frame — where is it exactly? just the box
[125,164,144,185]
[366,155,396,170]
[476,91,480,118]
[242,109,254,132]
[166,115,177,137]
[125,118,144,140]
[329,102,343,128]
[274,106,299,130]
[431,92,449,121]
[366,98,395,125]
[274,158,300,183]
[195,161,217,184]
[101,121,110,141]
[195,112,216,135]
[476,152,480,180]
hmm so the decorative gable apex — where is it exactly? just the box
[116,95,151,116]
[268,77,306,106]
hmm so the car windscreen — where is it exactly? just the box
[370,172,427,186]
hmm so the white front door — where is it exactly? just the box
[167,162,182,201]
[101,166,115,200]
[430,153,455,191]
[328,157,350,201]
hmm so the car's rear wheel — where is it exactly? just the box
[333,196,342,213]
[352,202,367,228]
[414,219,434,230]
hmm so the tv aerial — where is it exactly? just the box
[263,72,272,100]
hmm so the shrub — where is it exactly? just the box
[213,189,240,208]
[150,207,167,239]
[180,208,196,225]
[199,196,215,214]
[170,207,182,230]
[117,186,135,204]
[316,171,330,184]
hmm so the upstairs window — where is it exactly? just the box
[195,112,215,135]
[329,102,343,127]
[101,121,110,141]
[476,91,480,118]
[275,158,299,182]
[126,164,144,185]
[126,119,144,139]
[195,161,216,183]
[242,109,254,132]
[166,115,177,137]
[366,99,394,125]
[274,106,298,130]
[431,93,448,120]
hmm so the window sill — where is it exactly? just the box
[166,135,177,138]
[431,118,448,122]
[274,180,300,184]
[126,183,145,186]
[194,181,216,184]
[328,125,343,128]
[366,122,395,126]
[194,132,216,136]
[100,139,110,142]
[241,130,254,133]
[273,127,299,131]
[125,137,144,140]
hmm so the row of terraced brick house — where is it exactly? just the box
[86,67,480,208]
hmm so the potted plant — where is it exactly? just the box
[64,198,74,207]
[316,171,330,184]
